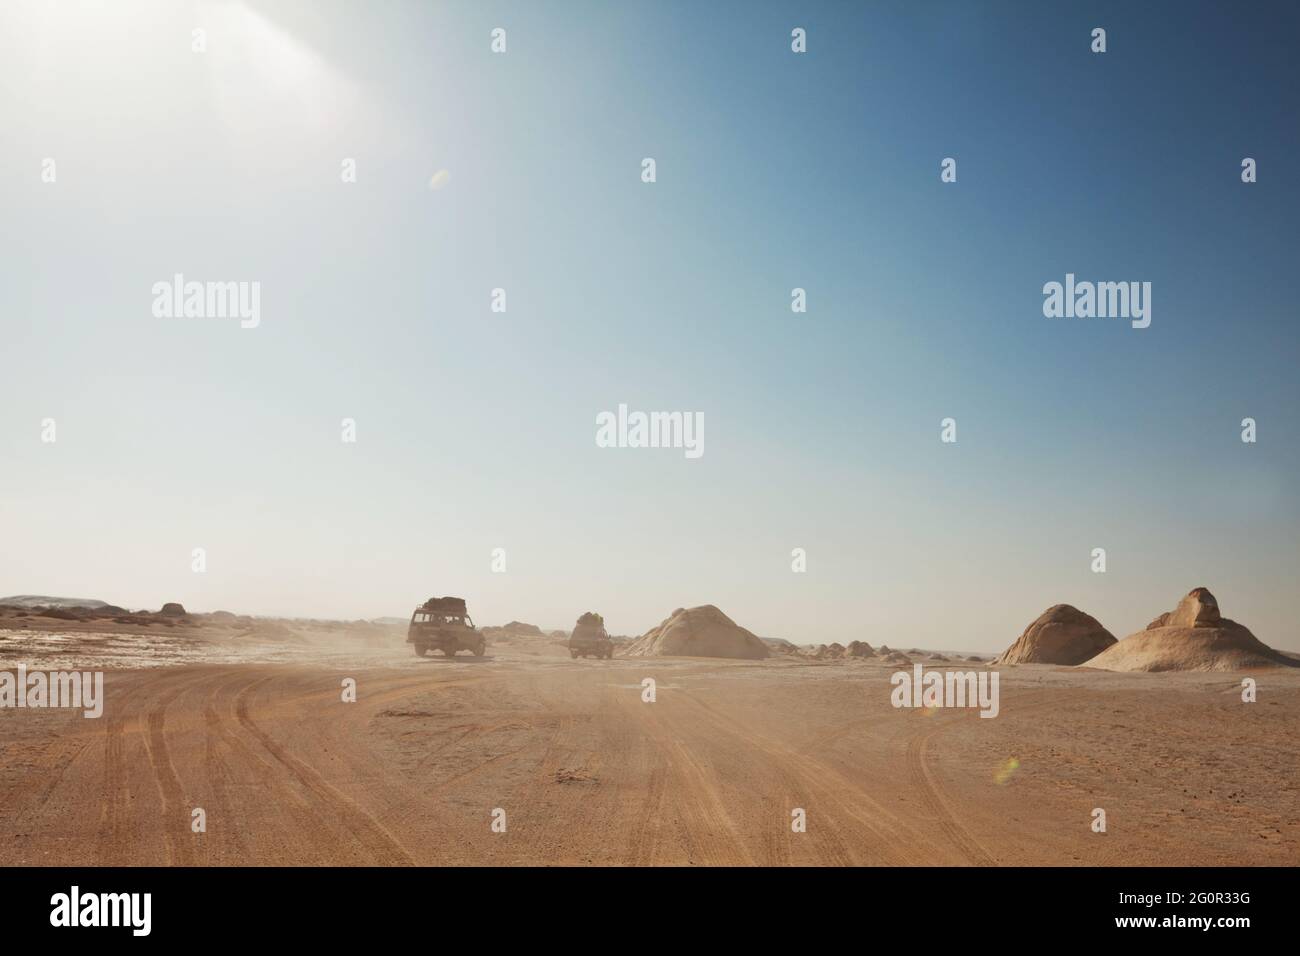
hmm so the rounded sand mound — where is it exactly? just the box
[995,604,1116,665]
[624,605,769,660]
[1085,588,1294,672]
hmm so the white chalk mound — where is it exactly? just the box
[995,604,1117,665]
[624,605,770,660]
[1085,588,1295,673]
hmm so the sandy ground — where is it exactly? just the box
[1,628,1297,866]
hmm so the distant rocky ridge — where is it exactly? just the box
[0,599,395,643]
[0,595,109,609]
[481,621,549,643]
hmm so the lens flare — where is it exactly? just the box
[994,757,1020,785]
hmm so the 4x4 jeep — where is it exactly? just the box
[568,611,614,660]
[407,596,486,658]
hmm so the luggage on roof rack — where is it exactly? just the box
[422,596,467,614]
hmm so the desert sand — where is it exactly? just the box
[2,612,1297,866]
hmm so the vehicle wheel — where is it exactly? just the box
[570,649,578,659]
[413,643,428,657]
[474,639,486,657]
[443,647,457,657]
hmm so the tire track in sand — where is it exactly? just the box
[670,689,917,864]
[898,695,1063,867]
[140,677,197,865]
[232,677,416,865]
[904,721,996,866]
[605,678,845,865]
[203,669,369,863]
[96,675,149,864]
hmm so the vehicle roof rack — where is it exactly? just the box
[422,596,467,613]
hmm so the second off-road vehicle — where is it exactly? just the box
[407,596,486,658]
[568,611,614,659]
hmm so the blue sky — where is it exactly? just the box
[1,1,1296,650]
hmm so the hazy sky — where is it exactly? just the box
[2,1,1297,650]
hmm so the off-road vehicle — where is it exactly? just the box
[407,596,486,658]
[568,611,614,659]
